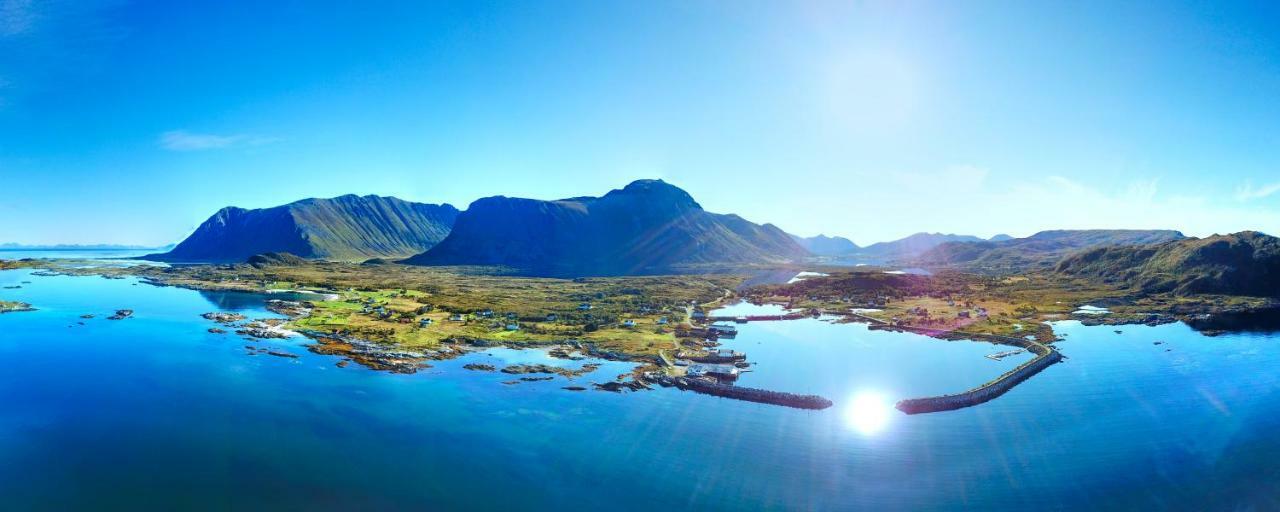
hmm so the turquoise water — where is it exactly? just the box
[3,269,1280,509]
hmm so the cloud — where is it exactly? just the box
[0,0,37,37]
[159,130,278,151]
[1234,181,1280,202]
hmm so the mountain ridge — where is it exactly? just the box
[403,179,808,276]
[1054,231,1280,296]
[916,229,1187,272]
[146,194,459,263]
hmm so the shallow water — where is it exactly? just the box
[3,270,1280,509]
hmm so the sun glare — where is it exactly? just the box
[844,391,893,436]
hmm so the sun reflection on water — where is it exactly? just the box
[844,390,893,436]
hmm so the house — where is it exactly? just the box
[479,309,494,318]
[505,323,520,331]
[709,322,737,337]
[578,303,592,311]
[622,320,636,328]
[686,363,739,378]
[419,318,433,327]
[957,311,970,319]
[505,312,517,320]
[691,310,706,321]
[545,313,558,322]
[656,317,669,325]
[716,348,737,358]
[449,313,465,322]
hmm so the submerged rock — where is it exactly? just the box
[107,309,133,320]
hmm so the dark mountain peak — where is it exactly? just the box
[406,179,804,276]
[601,179,702,211]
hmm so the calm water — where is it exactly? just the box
[3,269,1280,510]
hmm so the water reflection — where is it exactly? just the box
[844,390,892,435]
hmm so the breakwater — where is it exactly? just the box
[895,341,1061,414]
[647,374,833,410]
[846,313,1064,414]
[706,312,810,322]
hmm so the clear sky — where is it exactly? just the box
[3,0,1280,246]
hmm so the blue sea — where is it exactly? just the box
[3,268,1280,510]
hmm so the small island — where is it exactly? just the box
[0,301,35,314]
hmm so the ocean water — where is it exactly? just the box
[3,269,1280,510]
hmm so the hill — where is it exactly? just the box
[146,195,459,263]
[791,234,859,255]
[1054,231,1280,296]
[917,229,1187,272]
[403,179,808,276]
[245,252,310,268]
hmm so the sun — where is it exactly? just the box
[844,390,893,436]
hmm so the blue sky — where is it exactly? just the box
[2,0,1280,246]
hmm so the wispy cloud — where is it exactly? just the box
[1234,181,1280,202]
[159,130,278,151]
[0,0,38,37]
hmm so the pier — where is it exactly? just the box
[646,374,833,410]
[847,312,1063,415]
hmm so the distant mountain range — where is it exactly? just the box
[854,233,989,261]
[0,243,173,251]
[1055,231,1280,296]
[145,195,459,263]
[916,229,1187,272]
[404,179,807,276]
[790,234,859,256]
[790,232,1012,262]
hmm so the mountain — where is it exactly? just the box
[403,179,808,276]
[1055,231,1280,296]
[0,243,173,251]
[853,233,985,262]
[988,234,1014,242]
[146,195,459,263]
[917,229,1187,272]
[791,234,859,256]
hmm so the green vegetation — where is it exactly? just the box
[44,259,741,361]
[748,267,1275,342]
